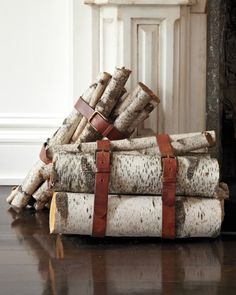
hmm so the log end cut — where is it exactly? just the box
[49,193,57,233]
[138,82,160,104]
[6,186,19,204]
[50,192,69,234]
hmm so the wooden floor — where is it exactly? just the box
[1,186,236,295]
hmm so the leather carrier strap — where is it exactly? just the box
[39,97,131,164]
[156,134,177,239]
[92,140,111,237]
[75,97,130,140]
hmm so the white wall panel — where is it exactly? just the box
[137,24,159,133]
[0,0,74,184]
[0,0,73,114]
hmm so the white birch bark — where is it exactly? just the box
[71,72,112,143]
[51,151,220,198]
[50,193,223,238]
[6,186,18,204]
[7,73,105,209]
[112,83,159,133]
[126,100,159,133]
[39,163,53,180]
[10,160,46,208]
[49,131,215,160]
[33,181,54,211]
[48,80,97,146]
[76,67,131,143]
[110,92,130,120]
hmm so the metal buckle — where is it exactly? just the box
[88,111,108,132]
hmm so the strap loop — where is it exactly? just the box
[92,140,111,237]
[75,97,131,140]
[156,134,177,239]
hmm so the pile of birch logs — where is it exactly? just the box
[6,67,159,210]
[49,131,229,238]
[6,66,229,239]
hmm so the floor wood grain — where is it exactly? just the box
[1,186,236,295]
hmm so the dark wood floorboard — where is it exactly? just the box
[1,186,236,295]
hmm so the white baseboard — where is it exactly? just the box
[0,178,23,186]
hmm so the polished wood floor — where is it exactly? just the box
[1,186,236,295]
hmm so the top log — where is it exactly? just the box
[48,131,216,160]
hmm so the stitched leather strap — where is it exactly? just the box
[92,140,111,237]
[75,97,130,140]
[39,96,131,164]
[156,134,177,239]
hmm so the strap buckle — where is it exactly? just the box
[88,111,108,132]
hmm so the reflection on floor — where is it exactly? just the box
[1,186,236,295]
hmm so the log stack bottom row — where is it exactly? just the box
[50,193,223,238]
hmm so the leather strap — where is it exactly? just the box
[39,96,130,164]
[39,143,51,164]
[156,134,177,239]
[75,97,130,140]
[92,140,111,237]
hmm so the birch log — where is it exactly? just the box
[30,69,130,210]
[76,67,131,143]
[71,72,112,143]
[6,186,19,204]
[33,75,160,210]
[126,100,159,133]
[112,83,159,133]
[110,92,131,120]
[48,131,215,160]
[34,86,160,210]
[7,73,105,209]
[51,151,220,198]
[50,193,223,238]
[48,80,98,146]
[33,181,54,211]
[9,160,46,208]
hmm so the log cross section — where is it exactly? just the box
[74,97,130,140]
[156,134,177,239]
[92,140,111,237]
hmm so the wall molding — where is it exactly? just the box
[0,113,62,184]
[0,113,63,144]
[0,0,75,185]
[85,0,197,5]
[0,113,63,128]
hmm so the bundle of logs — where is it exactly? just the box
[6,66,229,239]
[7,67,159,210]
[49,131,228,238]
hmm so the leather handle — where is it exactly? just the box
[92,140,111,237]
[156,134,177,239]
